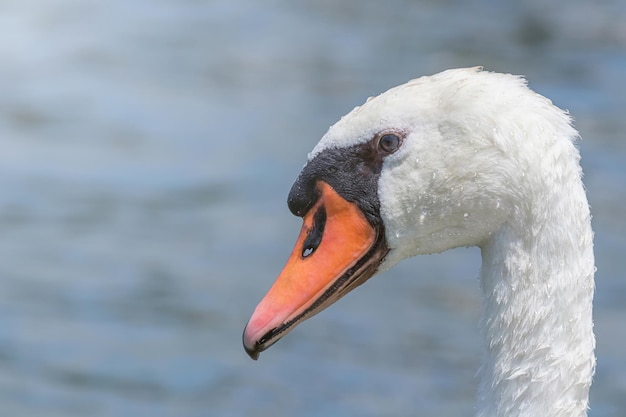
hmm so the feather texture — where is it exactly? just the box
[312,68,595,417]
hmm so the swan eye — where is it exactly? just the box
[377,133,401,154]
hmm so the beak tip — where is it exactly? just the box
[242,325,261,360]
[246,348,260,361]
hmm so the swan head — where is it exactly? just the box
[243,67,578,359]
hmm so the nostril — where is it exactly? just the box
[301,206,326,259]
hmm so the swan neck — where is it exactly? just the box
[476,182,595,417]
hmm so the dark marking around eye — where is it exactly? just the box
[287,135,397,230]
[301,206,326,258]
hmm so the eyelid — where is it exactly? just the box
[376,132,403,154]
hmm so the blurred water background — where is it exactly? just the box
[0,1,625,416]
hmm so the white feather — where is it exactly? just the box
[313,68,595,417]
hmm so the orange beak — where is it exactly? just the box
[243,181,388,359]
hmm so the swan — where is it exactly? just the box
[242,67,595,417]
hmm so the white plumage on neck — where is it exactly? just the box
[475,107,595,416]
[313,68,595,416]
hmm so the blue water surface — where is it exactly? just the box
[0,1,625,416]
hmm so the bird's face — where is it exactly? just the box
[241,130,399,359]
[242,69,519,359]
